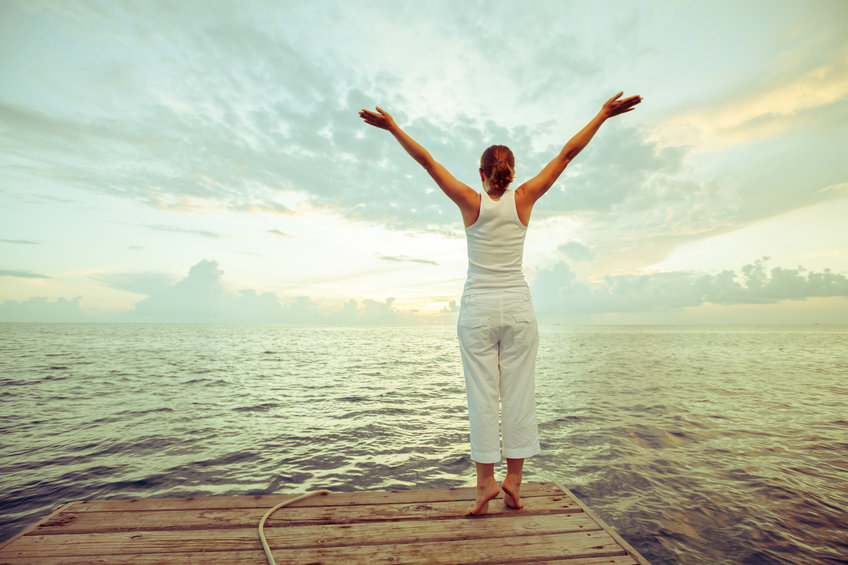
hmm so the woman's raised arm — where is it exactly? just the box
[359,107,478,219]
[516,92,642,209]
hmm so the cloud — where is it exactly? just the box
[534,127,687,214]
[8,0,819,285]
[441,300,459,313]
[557,241,595,263]
[274,295,411,325]
[0,2,641,235]
[92,272,178,295]
[121,259,414,324]
[818,182,848,196]
[0,239,39,245]
[3,0,846,310]
[277,295,326,324]
[267,229,293,239]
[4,256,846,322]
[0,296,87,322]
[529,125,739,246]
[523,124,740,267]
[531,257,848,314]
[378,254,439,266]
[0,269,49,279]
[0,258,419,324]
[654,48,848,151]
[697,260,848,305]
[148,225,223,239]
[126,260,284,323]
[328,297,408,325]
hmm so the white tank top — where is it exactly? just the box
[463,189,528,293]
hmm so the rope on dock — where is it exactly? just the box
[258,490,332,565]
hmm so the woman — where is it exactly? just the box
[359,92,642,516]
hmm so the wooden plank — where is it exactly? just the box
[0,513,600,558]
[67,482,566,513]
[0,549,268,565]
[0,530,625,565]
[267,529,626,565]
[554,483,651,565]
[0,501,81,552]
[29,495,582,535]
[527,557,638,565]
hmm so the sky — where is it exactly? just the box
[1,0,847,324]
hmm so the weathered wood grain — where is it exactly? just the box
[2,531,625,565]
[29,495,581,535]
[1,513,600,558]
[0,483,651,564]
[264,530,626,565]
[67,482,565,513]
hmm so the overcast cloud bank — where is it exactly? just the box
[531,257,848,314]
[2,258,846,323]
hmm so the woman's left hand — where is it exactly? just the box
[359,106,397,131]
[601,92,642,118]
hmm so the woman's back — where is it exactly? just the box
[464,189,528,292]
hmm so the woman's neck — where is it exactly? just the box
[486,187,507,200]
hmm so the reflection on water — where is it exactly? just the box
[535,325,848,564]
[1,323,846,564]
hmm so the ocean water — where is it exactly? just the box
[1,323,846,564]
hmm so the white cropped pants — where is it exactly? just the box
[457,289,540,464]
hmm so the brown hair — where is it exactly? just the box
[479,144,515,192]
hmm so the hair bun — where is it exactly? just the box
[480,145,515,191]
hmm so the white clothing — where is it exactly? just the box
[458,289,540,463]
[457,189,540,464]
[463,189,528,293]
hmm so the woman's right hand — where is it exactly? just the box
[359,106,397,131]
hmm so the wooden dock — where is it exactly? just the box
[0,482,650,564]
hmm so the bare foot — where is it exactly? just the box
[501,474,524,509]
[464,479,500,517]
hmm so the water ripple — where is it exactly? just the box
[1,323,847,564]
